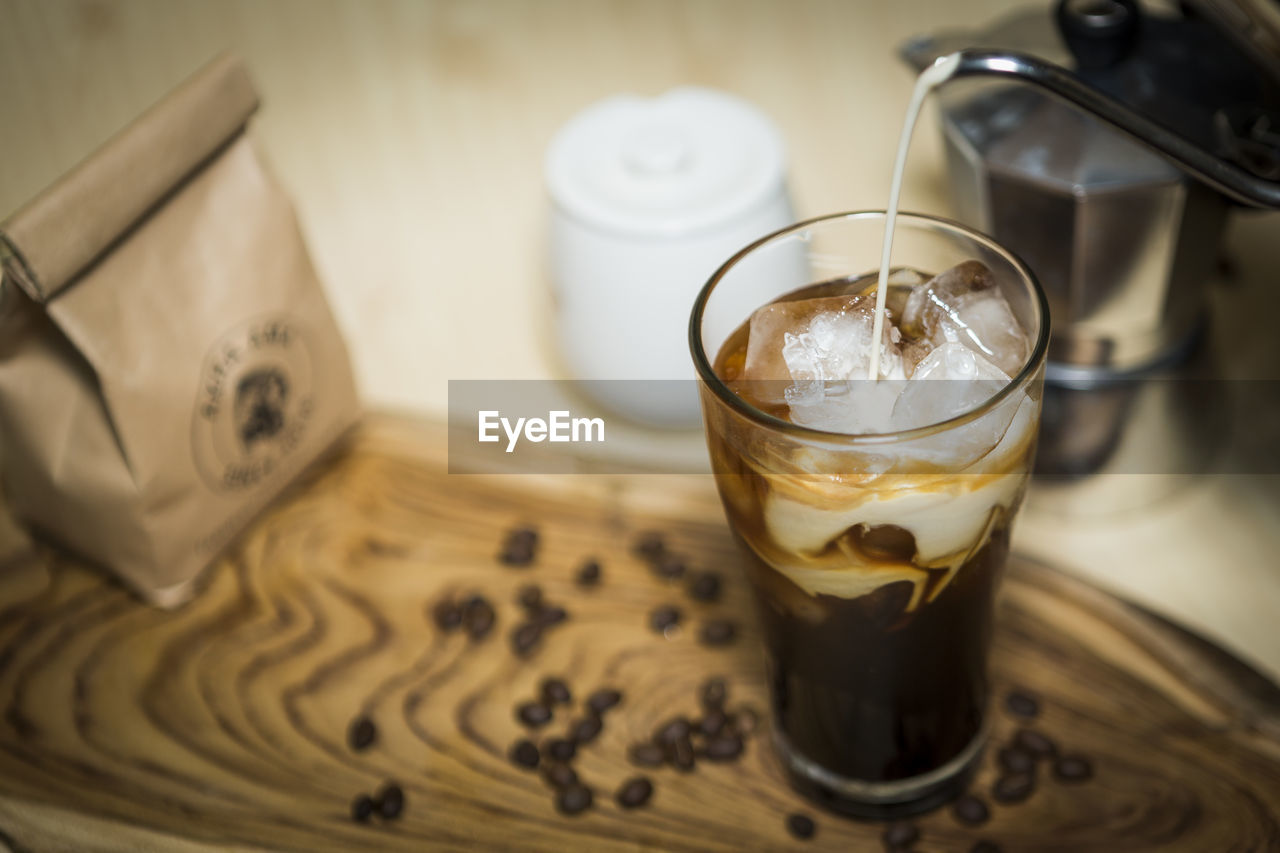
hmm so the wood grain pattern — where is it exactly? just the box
[0,415,1277,852]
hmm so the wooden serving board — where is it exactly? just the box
[0,416,1277,852]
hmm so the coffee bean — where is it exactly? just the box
[786,812,816,840]
[668,735,696,771]
[544,737,577,763]
[654,554,687,580]
[499,528,539,566]
[586,688,623,715]
[697,709,728,737]
[616,776,654,809]
[516,584,543,611]
[702,733,744,762]
[629,742,665,767]
[1013,728,1057,759]
[534,605,568,627]
[700,676,728,710]
[556,783,593,816]
[970,842,1003,853]
[633,531,666,560]
[882,820,918,849]
[463,596,496,640]
[992,770,1035,804]
[729,705,761,737]
[997,746,1035,774]
[655,716,692,745]
[347,716,377,752]
[431,599,463,632]
[570,715,602,745]
[517,700,553,728]
[510,738,540,770]
[543,762,579,790]
[1005,690,1040,719]
[511,622,543,657]
[540,677,572,707]
[350,793,375,823]
[575,559,602,587]
[375,782,404,819]
[699,619,737,646]
[649,605,682,634]
[1053,754,1094,783]
[952,794,990,826]
[688,571,723,602]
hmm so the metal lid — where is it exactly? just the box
[546,87,787,237]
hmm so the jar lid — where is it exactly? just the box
[546,87,788,237]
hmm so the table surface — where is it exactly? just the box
[1,0,1279,685]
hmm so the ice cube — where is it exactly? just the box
[891,342,1010,431]
[900,260,1030,376]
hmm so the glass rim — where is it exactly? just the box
[688,210,1052,445]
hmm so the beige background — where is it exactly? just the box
[2,0,1279,678]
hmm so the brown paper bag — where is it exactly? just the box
[0,54,360,607]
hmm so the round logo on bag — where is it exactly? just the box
[192,316,315,492]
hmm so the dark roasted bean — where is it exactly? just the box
[654,554,687,579]
[511,622,543,657]
[993,771,1035,803]
[463,596,496,640]
[786,813,816,840]
[586,688,622,715]
[431,599,463,632]
[882,820,919,849]
[556,783,593,815]
[1014,728,1057,758]
[702,733,744,762]
[628,742,665,767]
[499,527,538,566]
[570,715,602,745]
[697,709,728,737]
[543,762,579,790]
[1005,690,1041,719]
[633,531,666,560]
[375,782,404,819]
[516,584,543,611]
[544,737,577,763]
[575,559,602,587]
[699,619,737,646]
[655,716,692,745]
[347,716,377,752]
[540,677,572,706]
[1053,754,1094,783]
[729,705,760,737]
[649,604,682,634]
[350,794,375,823]
[997,746,1035,774]
[616,776,654,809]
[700,676,728,710]
[688,571,723,602]
[970,842,1003,853]
[510,738,540,770]
[517,700,553,728]
[668,735,695,771]
[952,794,990,826]
[534,605,568,627]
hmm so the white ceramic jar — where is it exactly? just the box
[546,87,795,427]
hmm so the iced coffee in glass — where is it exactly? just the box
[690,211,1049,817]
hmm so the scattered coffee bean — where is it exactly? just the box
[699,619,737,647]
[1005,690,1041,719]
[517,700,553,728]
[347,716,377,752]
[534,605,569,627]
[616,776,654,809]
[575,558,602,587]
[629,742,665,767]
[511,622,543,657]
[997,746,1035,774]
[516,584,543,611]
[544,737,577,763]
[786,812,816,840]
[510,738,541,770]
[649,604,682,634]
[952,794,990,826]
[688,571,723,602]
[1053,754,1094,783]
[375,782,404,819]
[654,554,687,580]
[668,735,696,771]
[633,531,667,560]
[729,705,761,737]
[350,793,375,823]
[1013,728,1057,759]
[463,596,496,640]
[556,783,593,816]
[702,733,744,762]
[570,715,602,745]
[697,709,728,737]
[970,842,1003,853]
[499,527,539,566]
[431,599,463,632]
[700,676,728,710]
[543,762,579,790]
[655,716,692,745]
[540,677,572,706]
[586,688,623,715]
[882,820,919,849]
[992,770,1036,804]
